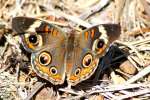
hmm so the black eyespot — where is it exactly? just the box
[40,56,48,65]
[82,54,93,67]
[85,58,91,66]
[75,68,81,76]
[28,35,38,44]
[39,52,51,66]
[50,67,57,75]
[97,39,105,48]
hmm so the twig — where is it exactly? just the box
[127,27,150,36]
[113,89,150,100]
[127,55,140,71]
[24,82,46,100]
[55,11,92,28]
[114,0,126,23]
[61,83,150,99]
[59,88,84,96]
[140,0,150,17]
[43,8,92,28]
[125,65,150,84]
[79,0,110,20]
[115,40,145,66]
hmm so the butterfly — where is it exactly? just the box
[12,17,121,86]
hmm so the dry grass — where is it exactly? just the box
[0,0,150,100]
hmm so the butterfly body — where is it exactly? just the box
[12,17,121,86]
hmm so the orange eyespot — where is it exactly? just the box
[74,68,81,76]
[96,39,105,49]
[82,54,93,68]
[49,66,57,75]
[38,52,52,66]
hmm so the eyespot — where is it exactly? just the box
[96,39,105,49]
[28,34,39,45]
[50,66,57,75]
[38,52,51,66]
[74,68,81,76]
[82,54,93,68]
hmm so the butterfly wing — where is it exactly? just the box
[67,24,121,86]
[12,17,67,85]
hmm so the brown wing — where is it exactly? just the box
[67,24,121,86]
[12,17,67,85]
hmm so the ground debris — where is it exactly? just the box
[0,0,150,100]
